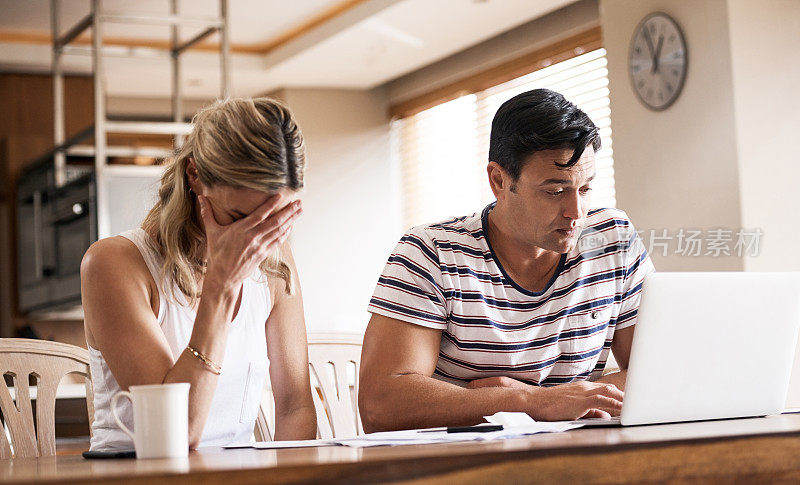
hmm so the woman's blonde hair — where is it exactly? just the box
[142,97,305,305]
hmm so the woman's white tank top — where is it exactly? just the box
[88,228,270,450]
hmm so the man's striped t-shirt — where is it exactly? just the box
[368,203,655,387]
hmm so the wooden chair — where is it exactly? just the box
[307,333,363,439]
[254,333,364,441]
[253,404,273,442]
[0,338,94,459]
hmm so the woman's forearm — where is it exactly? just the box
[162,281,237,447]
[273,404,317,441]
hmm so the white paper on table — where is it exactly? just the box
[484,411,537,427]
[333,418,585,448]
[355,429,453,441]
[484,412,586,434]
[476,421,585,439]
[335,437,478,448]
[332,428,482,448]
[223,439,338,449]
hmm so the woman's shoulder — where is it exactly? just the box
[81,234,153,285]
[263,240,297,306]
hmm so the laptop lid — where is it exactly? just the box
[620,272,800,426]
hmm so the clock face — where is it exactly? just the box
[629,12,687,111]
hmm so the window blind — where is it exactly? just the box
[392,48,615,230]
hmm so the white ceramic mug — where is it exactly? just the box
[111,383,190,459]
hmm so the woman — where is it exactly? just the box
[81,97,317,450]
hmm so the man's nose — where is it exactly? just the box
[563,190,582,222]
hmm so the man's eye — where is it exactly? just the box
[547,189,564,196]
[580,187,593,194]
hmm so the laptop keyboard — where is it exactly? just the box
[568,416,622,427]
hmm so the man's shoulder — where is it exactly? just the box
[578,208,638,252]
[585,208,635,233]
[404,211,485,246]
[586,207,632,226]
[392,211,486,268]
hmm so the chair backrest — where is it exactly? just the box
[253,332,363,441]
[0,338,94,459]
[253,404,272,442]
[307,333,363,439]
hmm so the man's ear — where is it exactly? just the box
[487,161,511,201]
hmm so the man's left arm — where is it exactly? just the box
[595,325,635,391]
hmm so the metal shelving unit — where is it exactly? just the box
[50,0,231,238]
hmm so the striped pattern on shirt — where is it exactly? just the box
[368,204,655,387]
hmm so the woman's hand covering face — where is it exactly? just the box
[198,193,302,291]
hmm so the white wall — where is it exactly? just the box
[727,0,800,272]
[600,0,800,406]
[601,0,744,272]
[726,0,800,407]
[275,88,402,334]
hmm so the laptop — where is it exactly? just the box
[575,272,800,427]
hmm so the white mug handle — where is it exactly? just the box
[111,390,136,442]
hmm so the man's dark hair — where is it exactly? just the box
[488,88,601,181]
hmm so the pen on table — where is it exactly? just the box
[418,424,504,434]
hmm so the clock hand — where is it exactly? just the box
[653,35,665,74]
[643,28,656,60]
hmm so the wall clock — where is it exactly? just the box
[629,12,688,111]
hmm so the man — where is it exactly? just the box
[359,89,654,432]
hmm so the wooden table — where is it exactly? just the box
[4,414,800,484]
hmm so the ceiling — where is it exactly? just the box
[0,0,578,98]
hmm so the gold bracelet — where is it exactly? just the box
[185,345,222,375]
